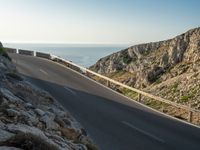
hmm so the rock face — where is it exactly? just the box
[0,44,97,150]
[90,27,200,108]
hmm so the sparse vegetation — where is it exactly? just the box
[155,78,162,84]
[122,55,132,64]
[0,47,11,61]
[6,72,23,81]
[90,27,200,125]
[171,82,179,93]
[144,99,163,110]
[180,95,190,102]
[120,88,138,99]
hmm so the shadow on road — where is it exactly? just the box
[19,74,200,150]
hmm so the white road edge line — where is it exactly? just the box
[64,86,76,95]
[39,69,48,75]
[122,121,165,143]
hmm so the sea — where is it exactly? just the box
[3,43,128,67]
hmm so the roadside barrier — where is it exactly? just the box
[51,55,200,124]
[36,52,51,59]
[4,47,17,53]
[6,48,200,124]
[18,49,34,56]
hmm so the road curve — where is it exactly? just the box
[9,53,200,150]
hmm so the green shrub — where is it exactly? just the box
[122,55,132,64]
[6,72,23,81]
[0,47,12,61]
[121,88,138,99]
[0,46,4,54]
[180,95,189,102]
[171,82,179,93]
[155,78,162,84]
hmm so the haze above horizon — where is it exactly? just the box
[0,0,199,45]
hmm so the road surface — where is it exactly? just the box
[9,53,200,150]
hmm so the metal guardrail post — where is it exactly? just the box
[161,105,165,112]
[86,71,89,77]
[138,93,142,102]
[188,104,193,122]
[107,81,110,87]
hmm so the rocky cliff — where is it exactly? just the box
[0,43,97,150]
[90,27,200,109]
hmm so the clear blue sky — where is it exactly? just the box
[0,0,199,44]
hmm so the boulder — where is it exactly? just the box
[34,108,45,116]
[0,129,15,143]
[6,124,61,150]
[40,112,59,130]
[19,111,39,126]
[6,109,20,117]
[0,88,22,103]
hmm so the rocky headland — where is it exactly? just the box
[90,27,200,122]
[0,43,97,150]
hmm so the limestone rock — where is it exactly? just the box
[40,112,59,130]
[90,27,200,88]
[6,109,20,117]
[0,129,15,143]
[34,108,45,116]
[0,88,22,103]
[0,51,98,149]
[0,147,23,150]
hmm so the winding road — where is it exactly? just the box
[9,53,200,150]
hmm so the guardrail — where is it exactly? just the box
[18,49,34,56]
[36,52,51,59]
[50,55,200,123]
[5,48,200,124]
[4,47,17,53]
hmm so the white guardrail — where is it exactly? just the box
[6,48,200,123]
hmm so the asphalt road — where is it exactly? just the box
[9,53,200,150]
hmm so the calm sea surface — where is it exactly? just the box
[3,43,127,67]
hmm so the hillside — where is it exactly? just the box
[0,43,97,150]
[90,27,200,112]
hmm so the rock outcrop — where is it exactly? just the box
[0,43,97,150]
[90,27,200,109]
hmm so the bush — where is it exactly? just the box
[123,55,132,64]
[180,95,189,102]
[155,78,162,84]
[6,72,23,81]
[0,47,12,61]
[0,46,4,54]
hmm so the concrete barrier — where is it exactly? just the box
[36,52,51,59]
[4,47,17,53]
[18,49,34,56]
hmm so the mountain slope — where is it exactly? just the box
[90,27,200,111]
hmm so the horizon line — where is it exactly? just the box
[2,41,131,45]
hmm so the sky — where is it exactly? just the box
[0,0,200,45]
